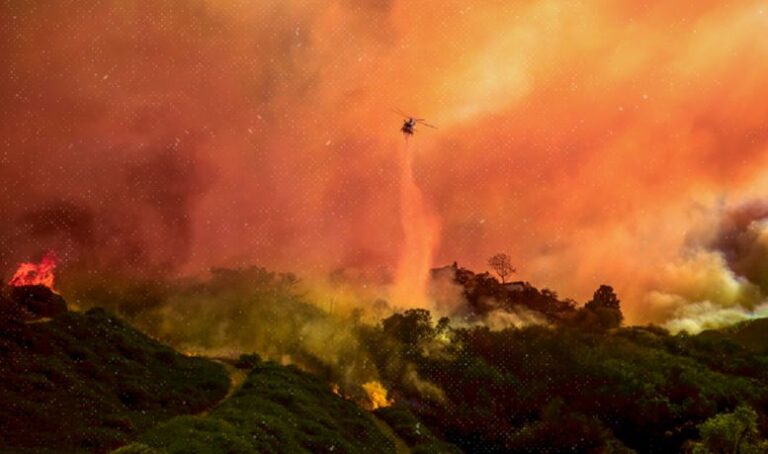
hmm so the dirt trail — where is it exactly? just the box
[197,357,409,454]
[217,361,248,400]
[198,358,248,416]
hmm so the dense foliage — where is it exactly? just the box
[361,308,768,453]
[690,405,768,453]
[374,406,462,454]
[117,360,396,454]
[0,307,229,452]
[6,265,768,453]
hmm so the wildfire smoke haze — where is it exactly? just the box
[6,4,768,453]
[1,0,768,330]
[392,143,441,309]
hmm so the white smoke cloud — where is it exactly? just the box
[483,306,549,330]
[663,301,768,334]
[645,208,768,333]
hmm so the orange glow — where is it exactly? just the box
[362,381,394,410]
[3,1,768,324]
[8,252,58,291]
[392,144,441,308]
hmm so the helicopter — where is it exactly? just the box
[392,109,436,138]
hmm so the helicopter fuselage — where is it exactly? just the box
[401,118,416,135]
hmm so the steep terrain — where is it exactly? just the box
[4,269,768,453]
[0,287,438,453]
[360,309,768,453]
[116,361,397,453]
[0,305,229,452]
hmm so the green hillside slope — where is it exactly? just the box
[118,361,396,454]
[0,307,229,452]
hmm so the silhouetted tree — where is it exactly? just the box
[381,309,434,352]
[488,253,516,283]
[586,285,620,311]
[584,285,623,329]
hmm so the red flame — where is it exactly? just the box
[8,251,58,290]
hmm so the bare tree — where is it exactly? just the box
[488,253,516,283]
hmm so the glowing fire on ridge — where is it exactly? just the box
[8,251,58,291]
[362,381,394,410]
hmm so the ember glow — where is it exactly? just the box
[2,1,768,327]
[362,381,394,410]
[8,252,58,291]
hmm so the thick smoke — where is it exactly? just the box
[9,0,768,421]
[0,0,407,285]
[708,201,768,293]
[1,146,210,281]
[647,202,768,333]
[3,0,768,328]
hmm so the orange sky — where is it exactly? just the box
[2,0,768,325]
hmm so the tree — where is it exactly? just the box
[582,285,623,330]
[488,253,516,283]
[690,405,768,454]
[586,285,621,311]
[381,309,434,351]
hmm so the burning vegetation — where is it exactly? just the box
[4,258,768,453]
[2,251,66,320]
[4,1,768,452]
[8,251,58,291]
[362,381,394,410]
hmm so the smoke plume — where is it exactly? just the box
[3,0,768,329]
[646,202,768,332]
[391,143,441,309]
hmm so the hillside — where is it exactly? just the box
[0,299,229,452]
[0,285,443,454]
[4,270,768,453]
[359,309,768,453]
[116,361,397,453]
[430,263,577,323]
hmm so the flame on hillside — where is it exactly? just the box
[8,251,58,291]
[362,381,394,410]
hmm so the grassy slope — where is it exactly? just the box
[0,308,229,453]
[118,361,397,454]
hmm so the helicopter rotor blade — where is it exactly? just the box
[415,120,437,129]
[392,109,437,128]
[391,108,411,118]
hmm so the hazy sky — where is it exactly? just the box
[2,1,768,324]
